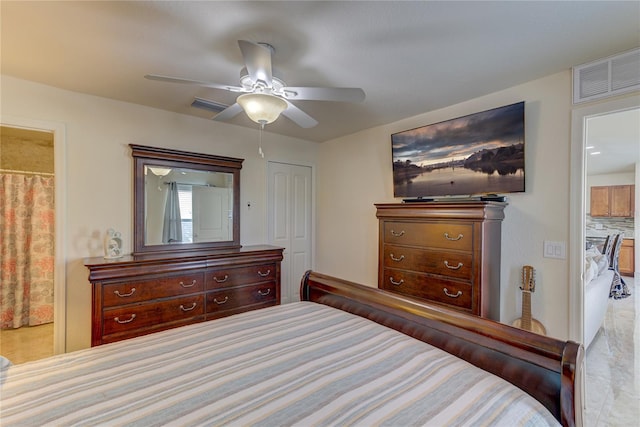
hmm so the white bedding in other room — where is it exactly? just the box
[584,247,609,286]
[1,302,560,426]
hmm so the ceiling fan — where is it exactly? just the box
[145,40,366,128]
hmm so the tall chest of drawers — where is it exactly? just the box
[85,245,283,346]
[376,202,506,320]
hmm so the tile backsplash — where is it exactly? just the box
[586,216,635,239]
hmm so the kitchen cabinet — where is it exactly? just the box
[590,185,635,217]
[619,238,635,276]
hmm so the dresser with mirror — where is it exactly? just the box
[85,145,283,346]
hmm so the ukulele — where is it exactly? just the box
[512,265,546,335]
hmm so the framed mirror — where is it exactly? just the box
[131,144,243,255]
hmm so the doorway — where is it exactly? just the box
[267,161,313,304]
[0,117,66,359]
[1,126,55,363]
[570,97,639,424]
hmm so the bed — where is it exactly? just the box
[1,271,582,427]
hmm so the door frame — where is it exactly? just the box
[569,95,639,345]
[1,115,67,354]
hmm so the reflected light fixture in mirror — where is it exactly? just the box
[147,166,172,177]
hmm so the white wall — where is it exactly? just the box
[1,75,318,351]
[316,71,574,340]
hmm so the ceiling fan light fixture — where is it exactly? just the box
[237,93,287,125]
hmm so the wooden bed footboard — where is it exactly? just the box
[301,271,583,427]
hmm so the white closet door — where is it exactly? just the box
[267,162,312,304]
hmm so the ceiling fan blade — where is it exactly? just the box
[281,102,318,128]
[145,74,243,92]
[283,87,365,103]
[212,103,244,122]
[238,40,273,87]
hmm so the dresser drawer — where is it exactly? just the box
[207,264,276,289]
[102,272,205,308]
[383,222,472,250]
[381,269,472,310]
[102,294,205,335]
[383,244,473,280]
[206,282,277,313]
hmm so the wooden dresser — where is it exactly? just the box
[376,202,506,320]
[85,245,283,346]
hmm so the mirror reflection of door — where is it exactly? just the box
[193,186,232,242]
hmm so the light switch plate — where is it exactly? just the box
[543,240,566,259]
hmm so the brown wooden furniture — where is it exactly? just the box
[590,185,635,217]
[85,245,283,346]
[376,201,506,320]
[131,144,243,255]
[301,271,583,427]
[619,238,635,276]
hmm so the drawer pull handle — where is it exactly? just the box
[389,277,404,286]
[114,314,136,324]
[389,253,405,262]
[114,288,136,298]
[444,233,464,241]
[180,302,197,312]
[444,261,463,270]
[443,288,462,298]
[390,229,405,237]
[257,269,271,277]
[258,289,271,296]
[180,280,197,288]
[214,275,229,283]
[214,296,229,305]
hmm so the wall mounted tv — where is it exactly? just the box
[391,101,525,199]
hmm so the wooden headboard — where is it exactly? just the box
[301,271,583,427]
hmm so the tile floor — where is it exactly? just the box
[0,322,54,364]
[585,275,639,427]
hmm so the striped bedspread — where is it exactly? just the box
[1,302,559,426]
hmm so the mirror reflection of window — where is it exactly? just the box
[177,184,193,243]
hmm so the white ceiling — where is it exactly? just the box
[1,1,639,145]
[586,108,640,176]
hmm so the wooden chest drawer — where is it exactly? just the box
[383,244,473,280]
[206,282,277,313]
[381,269,472,310]
[102,272,204,308]
[102,294,205,335]
[383,221,472,250]
[207,264,276,289]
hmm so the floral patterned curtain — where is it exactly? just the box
[0,173,55,329]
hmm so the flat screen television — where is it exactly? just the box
[391,101,525,199]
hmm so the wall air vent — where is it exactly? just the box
[573,48,640,104]
[191,97,228,113]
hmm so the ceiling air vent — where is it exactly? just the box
[191,97,228,113]
[573,48,640,104]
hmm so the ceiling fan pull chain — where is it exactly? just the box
[258,123,265,158]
